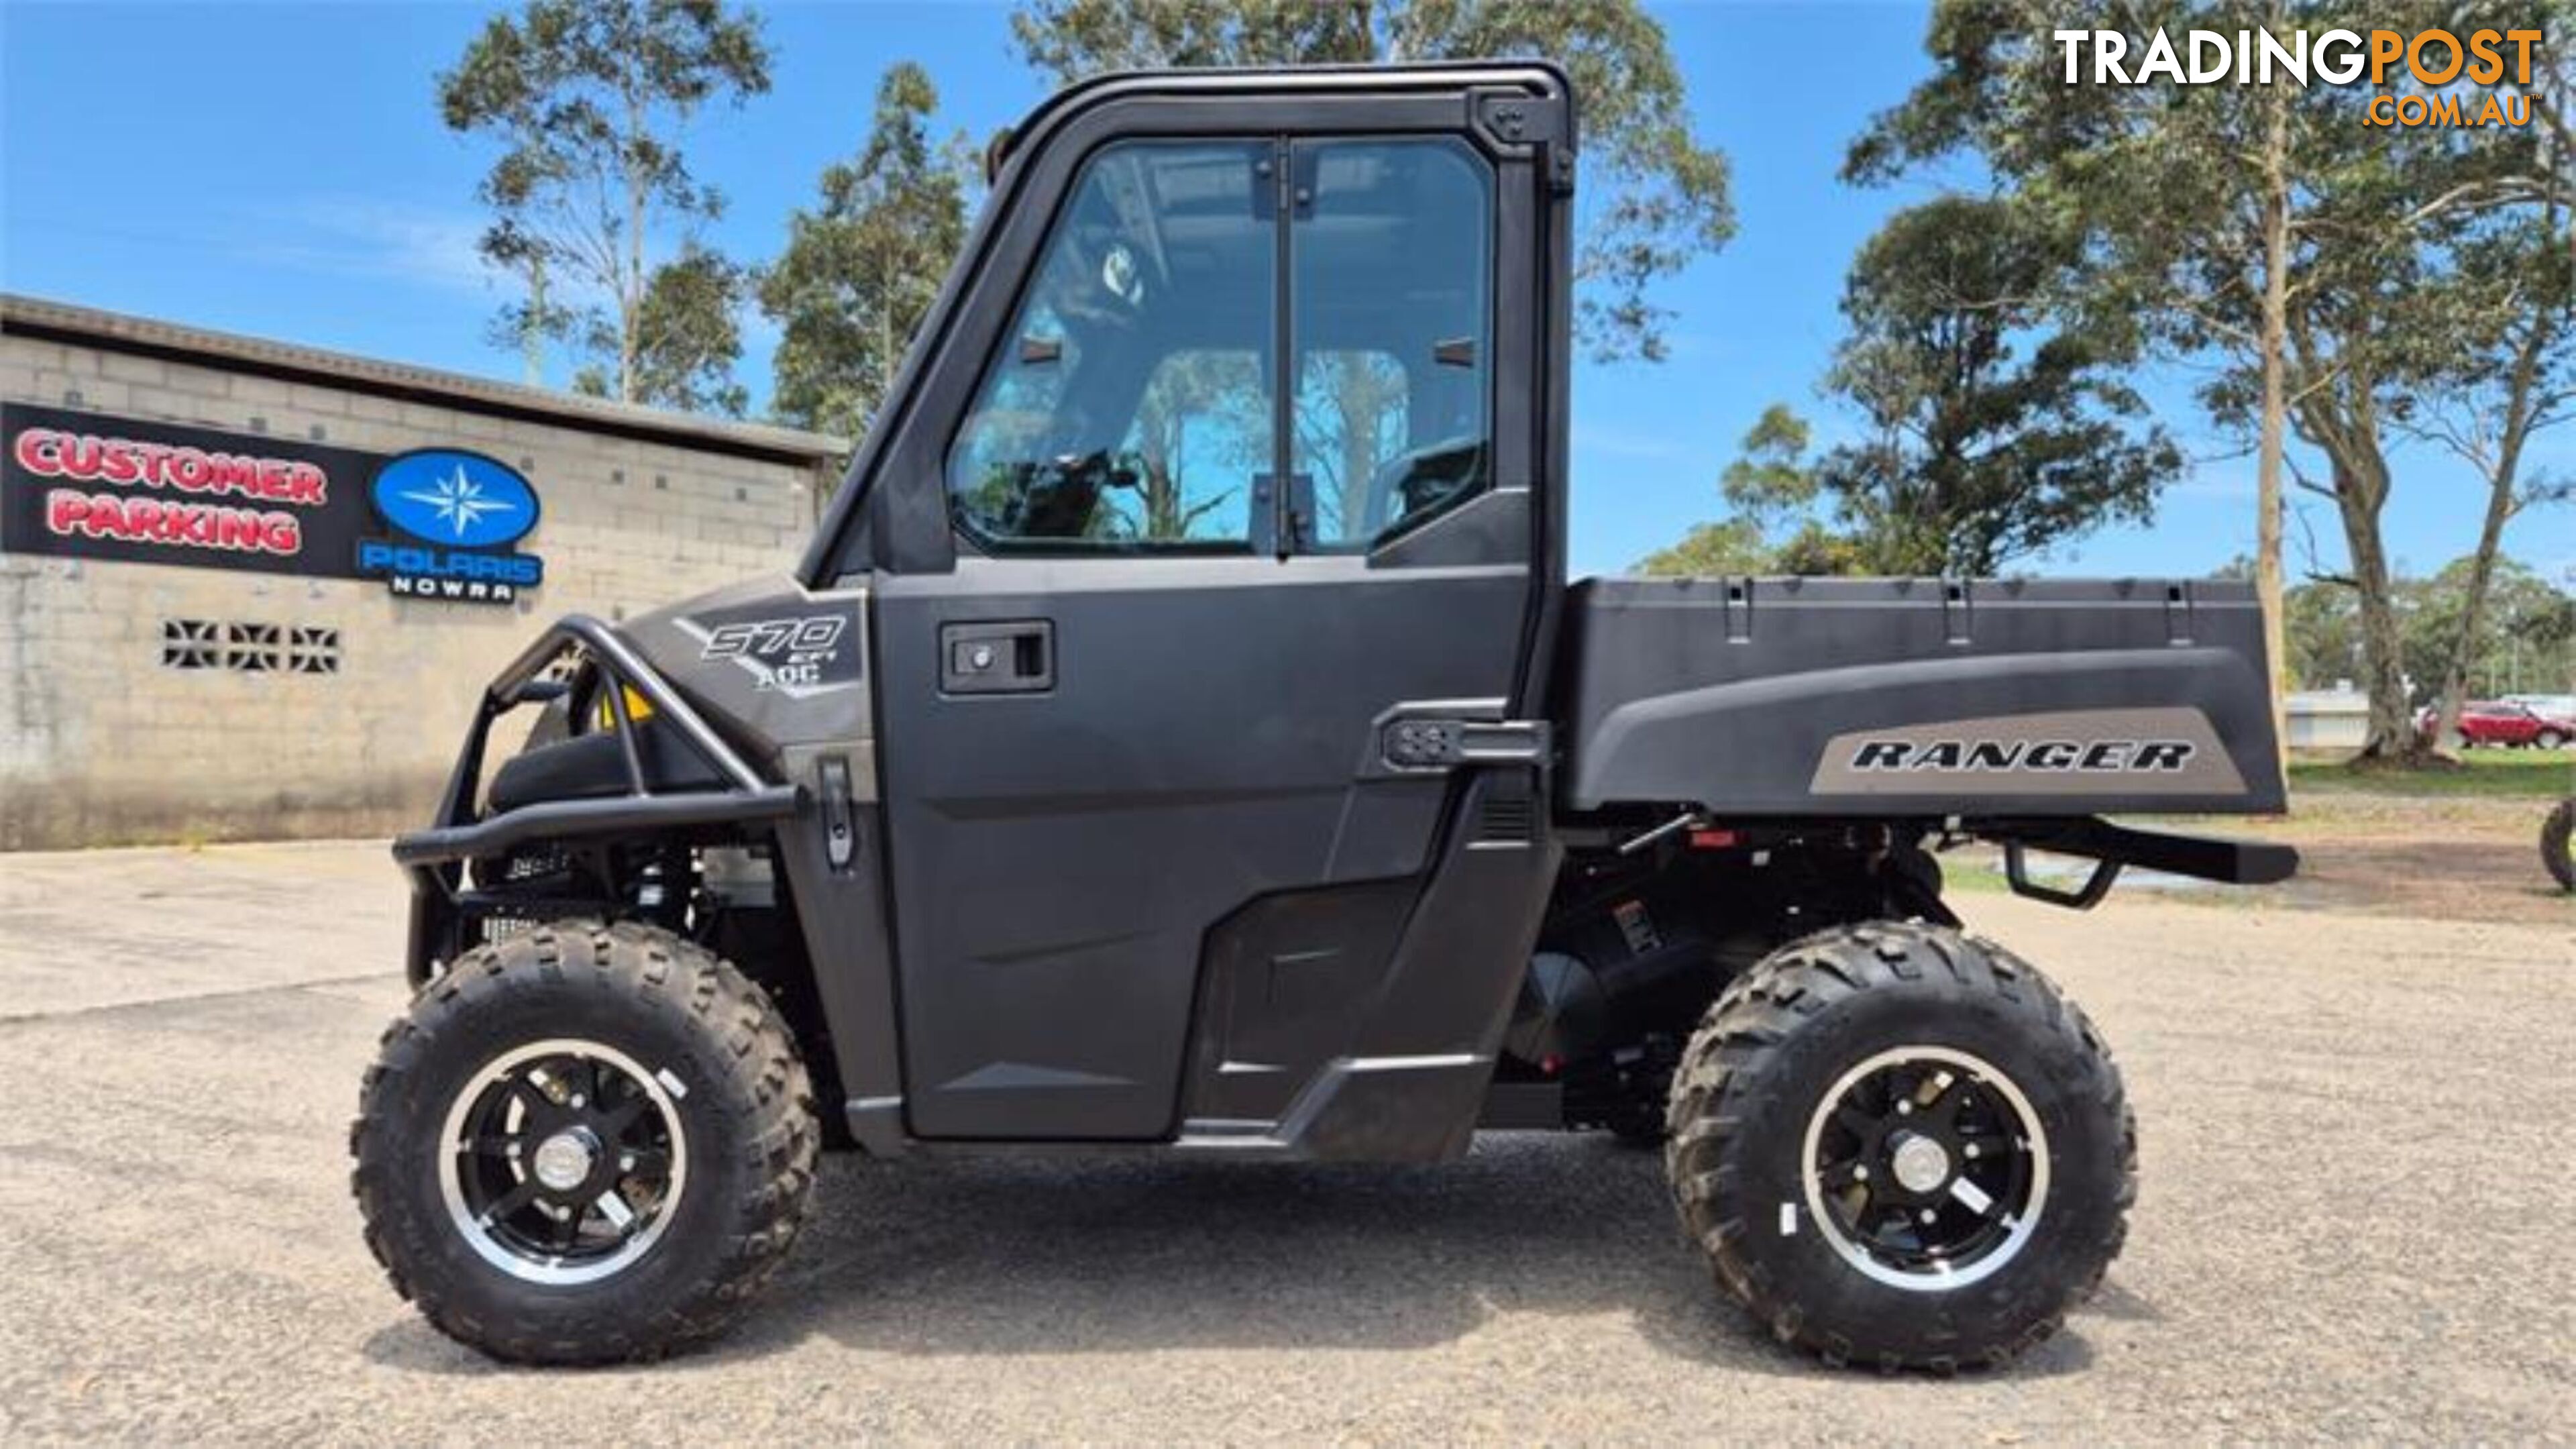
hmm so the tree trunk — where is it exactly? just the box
[1337,370,1375,541]
[2253,68,2293,782]
[2431,426,2526,748]
[621,91,646,405]
[621,190,645,402]
[2330,452,2422,760]
[2432,193,2563,745]
[523,254,549,388]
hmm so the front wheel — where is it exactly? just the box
[351,921,818,1364]
[2536,729,2569,751]
[1665,922,2133,1371]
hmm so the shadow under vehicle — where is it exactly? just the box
[352,61,2296,1372]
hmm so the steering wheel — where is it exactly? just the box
[1012,449,1136,540]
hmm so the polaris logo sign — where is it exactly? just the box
[1849,739,2195,773]
[358,450,545,605]
[1810,708,2247,798]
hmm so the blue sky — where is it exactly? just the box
[3,0,2567,584]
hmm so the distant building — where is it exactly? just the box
[2285,688,2371,751]
[2,295,845,850]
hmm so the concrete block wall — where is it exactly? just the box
[1,331,838,849]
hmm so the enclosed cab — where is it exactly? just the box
[353,61,2290,1373]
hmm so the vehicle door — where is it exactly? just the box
[866,112,1547,1138]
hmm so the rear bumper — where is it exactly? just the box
[1983,816,2298,886]
[1978,816,2298,910]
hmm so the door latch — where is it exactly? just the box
[1380,718,1551,773]
[817,755,857,872]
[940,620,1055,695]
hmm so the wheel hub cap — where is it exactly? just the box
[438,1039,688,1287]
[531,1128,599,1192]
[1888,1131,1951,1193]
[1801,1045,2049,1293]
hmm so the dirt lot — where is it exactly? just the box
[2234,792,2573,922]
[2,839,2570,1442]
[1955,790,2576,926]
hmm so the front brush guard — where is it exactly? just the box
[392,614,801,981]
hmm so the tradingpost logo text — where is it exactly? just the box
[2053,25,2545,127]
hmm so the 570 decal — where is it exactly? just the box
[690,612,855,696]
[701,615,845,663]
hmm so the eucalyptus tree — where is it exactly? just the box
[439,0,771,408]
[1850,0,2557,759]
[1008,0,1733,364]
[1717,199,2180,577]
[761,62,972,449]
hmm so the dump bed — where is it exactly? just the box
[1559,576,2286,817]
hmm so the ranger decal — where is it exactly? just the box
[1809,707,2246,797]
[1849,739,2196,772]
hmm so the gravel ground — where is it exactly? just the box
[2,841,2570,1443]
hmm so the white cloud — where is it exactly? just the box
[242,199,498,297]
[2169,464,2258,500]
[1572,423,1684,462]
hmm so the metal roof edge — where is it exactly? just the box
[1,293,851,468]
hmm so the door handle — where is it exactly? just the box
[940,620,1055,695]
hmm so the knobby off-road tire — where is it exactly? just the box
[1664,922,2135,1371]
[2543,798,2575,892]
[351,921,818,1365]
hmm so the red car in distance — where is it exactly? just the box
[2418,700,2576,749]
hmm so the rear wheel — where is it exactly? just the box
[2544,798,2575,892]
[1666,922,2133,1370]
[352,921,818,1364]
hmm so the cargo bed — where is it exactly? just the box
[1558,576,2286,817]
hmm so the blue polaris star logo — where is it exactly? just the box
[360,449,545,605]
[371,450,540,549]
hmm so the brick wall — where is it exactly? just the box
[1,331,837,850]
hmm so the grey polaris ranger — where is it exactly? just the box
[352,60,2296,1371]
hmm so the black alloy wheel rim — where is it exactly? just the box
[1800,1045,2047,1291]
[436,1038,687,1285]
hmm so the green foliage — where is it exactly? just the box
[1632,518,1773,577]
[438,0,771,409]
[1717,403,1817,518]
[759,62,971,447]
[1631,513,1869,578]
[1006,0,1733,363]
[2282,576,2365,692]
[2288,751,2573,798]
[2284,558,2576,701]
[1672,198,2178,578]
[606,244,751,415]
[1847,0,2565,757]
[2404,558,2576,704]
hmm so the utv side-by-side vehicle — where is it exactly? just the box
[352,61,2297,1371]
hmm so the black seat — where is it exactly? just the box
[486,719,725,813]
